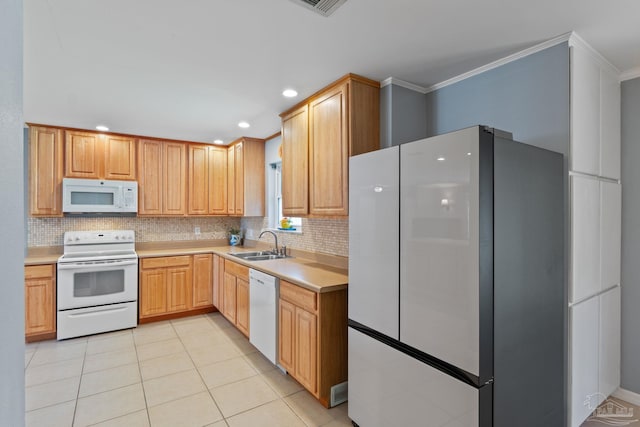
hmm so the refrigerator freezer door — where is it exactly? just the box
[400,127,481,376]
[349,147,400,339]
[348,327,481,427]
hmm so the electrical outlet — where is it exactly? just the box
[194,226,201,235]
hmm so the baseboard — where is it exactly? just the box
[613,388,640,406]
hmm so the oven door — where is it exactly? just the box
[57,259,138,310]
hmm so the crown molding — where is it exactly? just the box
[425,32,573,93]
[620,66,640,82]
[568,32,620,77]
[380,77,428,94]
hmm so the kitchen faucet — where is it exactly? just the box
[258,230,279,254]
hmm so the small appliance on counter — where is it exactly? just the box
[57,230,138,340]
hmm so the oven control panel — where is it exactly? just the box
[64,230,135,245]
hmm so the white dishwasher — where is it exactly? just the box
[249,268,279,365]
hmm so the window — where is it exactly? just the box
[272,162,301,232]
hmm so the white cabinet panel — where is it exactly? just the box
[600,182,621,290]
[348,147,399,339]
[570,298,600,427]
[348,328,479,427]
[571,176,601,302]
[599,70,621,180]
[400,128,480,376]
[571,45,601,175]
[599,287,621,398]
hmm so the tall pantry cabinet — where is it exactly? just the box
[569,37,622,427]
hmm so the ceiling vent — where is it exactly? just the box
[289,0,348,17]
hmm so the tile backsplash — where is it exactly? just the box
[28,216,241,247]
[242,217,348,257]
[29,215,348,257]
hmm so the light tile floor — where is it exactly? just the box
[24,313,352,427]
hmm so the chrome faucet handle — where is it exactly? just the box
[280,246,287,257]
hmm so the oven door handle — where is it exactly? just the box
[57,260,139,270]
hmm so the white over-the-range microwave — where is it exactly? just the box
[62,178,138,213]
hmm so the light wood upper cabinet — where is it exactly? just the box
[309,84,349,216]
[227,138,265,217]
[189,144,209,215]
[25,264,56,340]
[282,105,309,216]
[28,126,63,217]
[188,144,228,215]
[193,254,213,308]
[209,146,228,214]
[279,74,380,216]
[65,130,102,178]
[65,130,136,180]
[104,135,136,180]
[138,139,187,216]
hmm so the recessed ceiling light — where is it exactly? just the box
[467,152,472,156]
[437,157,445,161]
[238,121,250,129]
[213,139,224,145]
[96,125,109,132]
[282,89,298,98]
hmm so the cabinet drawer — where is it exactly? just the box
[224,259,249,281]
[25,264,54,279]
[280,280,317,312]
[141,256,191,269]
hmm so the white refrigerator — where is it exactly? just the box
[348,126,565,427]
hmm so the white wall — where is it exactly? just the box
[0,0,25,424]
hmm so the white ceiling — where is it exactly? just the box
[24,0,640,144]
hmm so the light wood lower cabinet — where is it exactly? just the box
[220,259,250,337]
[139,255,214,322]
[192,254,213,308]
[278,280,347,407]
[25,264,56,341]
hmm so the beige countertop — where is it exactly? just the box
[26,239,348,293]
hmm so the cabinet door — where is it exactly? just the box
[570,298,600,427]
[167,266,192,313]
[236,278,250,337]
[234,142,244,215]
[295,307,318,393]
[222,272,237,323]
[208,146,228,215]
[104,135,136,180]
[227,146,236,215]
[188,144,209,215]
[600,69,621,179]
[599,287,621,398]
[140,268,168,317]
[600,182,621,290]
[25,265,55,335]
[65,130,103,178]
[279,299,296,372]
[570,45,600,176]
[29,126,63,217]
[309,84,349,216]
[282,105,309,216]
[138,140,163,215]
[212,254,221,309]
[193,254,213,308]
[571,175,601,302]
[164,142,187,215]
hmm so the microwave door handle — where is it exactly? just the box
[57,260,138,269]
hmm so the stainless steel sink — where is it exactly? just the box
[229,251,290,261]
